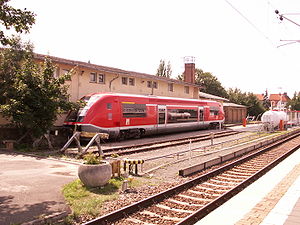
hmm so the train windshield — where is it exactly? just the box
[65,95,100,123]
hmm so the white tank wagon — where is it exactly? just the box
[261,110,287,129]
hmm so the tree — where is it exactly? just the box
[195,69,228,98]
[262,89,271,110]
[227,88,265,117]
[176,68,228,98]
[0,38,78,146]
[156,59,172,78]
[0,0,35,46]
[0,37,33,104]
[287,92,300,110]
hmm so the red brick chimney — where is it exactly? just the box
[183,56,195,83]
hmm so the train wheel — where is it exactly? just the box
[134,129,141,139]
[117,131,126,141]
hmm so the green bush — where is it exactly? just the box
[83,153,102,164]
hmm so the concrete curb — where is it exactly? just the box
[22,211,69,225]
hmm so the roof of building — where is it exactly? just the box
[254,94,264,101]
[34,53,202,88]
[199,92,229,102]
[223,102,247,108]
[269,93,290,102]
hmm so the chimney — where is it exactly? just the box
[183,56,195,83]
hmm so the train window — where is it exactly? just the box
[199,109,204,121]
[153,81,158,89]
[107,103,112,109]
[210,106,219,116]
[147,81,152,88]
[158,108,166,124]
[167,108,198,123]
[122,103,146,118]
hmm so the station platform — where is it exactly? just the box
[195,145,300,225]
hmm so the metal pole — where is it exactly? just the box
[210,132,214,146]
[189,139,192,166]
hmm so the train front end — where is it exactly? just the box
[64,93,116,137]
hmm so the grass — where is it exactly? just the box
[62,178,122,217]
[62,176,145,221]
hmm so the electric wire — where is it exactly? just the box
[224,0,275,47]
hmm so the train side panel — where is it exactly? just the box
[118,96,157,137]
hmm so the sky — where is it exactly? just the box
[7,0,300,97]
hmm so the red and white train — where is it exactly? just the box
[64,93,225,139]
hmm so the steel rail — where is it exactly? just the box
[83,131,300,225]
[101,130,238,157]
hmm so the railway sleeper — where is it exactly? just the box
[209,178,239,185]
[133,212,177,224]
[187,189,219,199]
[172,195,207,206]
[156,204,195,214]
[233,165,261,172]
[162,199,200,212]
[177,194,211,203]
[201,181,234,189]
[193,186,226,194]
[224,170,252,177]
[215,175,245,182]
[126,217,156,225]
[140,210,182,222]
[167,198,203,207]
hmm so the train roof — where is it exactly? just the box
[88,92,220,104]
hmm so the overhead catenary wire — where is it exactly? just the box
[224,0,275,47]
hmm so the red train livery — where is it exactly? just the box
[64,93,225,139]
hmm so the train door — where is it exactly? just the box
[157,105,167,133]
[198,106,204,127]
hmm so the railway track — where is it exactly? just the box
[83,131,300,225]
[100,130,239,157]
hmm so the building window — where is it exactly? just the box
[129,78,135,86]
[98,74,105,84]
[122,77,128,85]
[90,72,97,83]
[147,81,158,89]
[168,83,174,92]
[184,86,189,94]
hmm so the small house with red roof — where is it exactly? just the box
[269,93,290,109]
